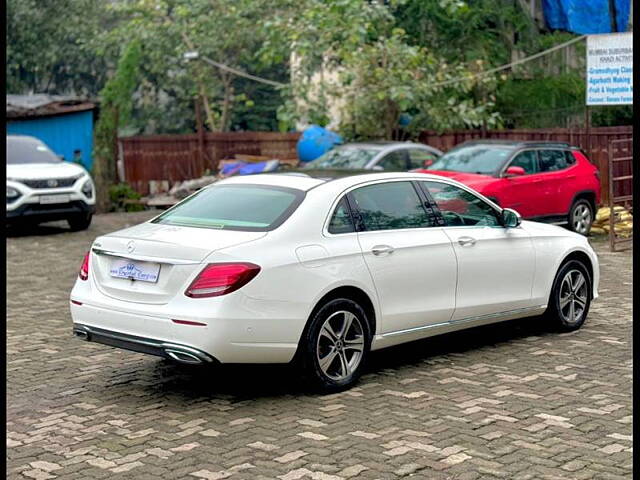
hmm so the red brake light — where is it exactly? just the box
[185,263,261,298]
[79,252,90,281]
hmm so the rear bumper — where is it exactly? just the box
[73,324,217,364]
[7,200,94,222]
[69,300,301,364]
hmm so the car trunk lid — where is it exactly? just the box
[90,222,266,304]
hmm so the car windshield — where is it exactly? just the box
[6,137,61,164]
[302,146,379,169]
[151,184,305,231]
[427,145,513,175]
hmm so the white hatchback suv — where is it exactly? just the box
[71,173,598,392]
[7,135,96,230]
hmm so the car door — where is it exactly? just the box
[420,180,536,321]
[498,149,548,218]
[537,149,576,216]
[347,180,457,334]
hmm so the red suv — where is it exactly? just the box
[417,140,601,235]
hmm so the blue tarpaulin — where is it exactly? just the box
[542,0,631,34]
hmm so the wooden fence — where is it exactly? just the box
[120,132,300,195]
[120,126,632,202]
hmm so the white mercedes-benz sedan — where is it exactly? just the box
[70,172,599,391]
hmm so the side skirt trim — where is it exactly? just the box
[381,305,547,338]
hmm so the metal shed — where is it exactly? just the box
[6,94,97,170]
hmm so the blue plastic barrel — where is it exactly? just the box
[296,125,343,163]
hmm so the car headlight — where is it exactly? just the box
[81,179,94,198]
[7,186,21,203]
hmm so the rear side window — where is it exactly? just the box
[565,150,577,166]
[152,184,304,231]
[538,150,571,172]
[350,182,434,231]
[328,198,355,234]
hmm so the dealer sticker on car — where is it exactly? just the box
[109,259,160,283]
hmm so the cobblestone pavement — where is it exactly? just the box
[7,212,632,480]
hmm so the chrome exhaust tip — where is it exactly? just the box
[73,326,91,341]
[164,349,203,364]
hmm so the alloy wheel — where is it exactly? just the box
[316,310,365,381]
[572,203,592,234]
[559,269,588,325]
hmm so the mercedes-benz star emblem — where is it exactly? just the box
[126,241,136,253]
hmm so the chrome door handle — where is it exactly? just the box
[457,236,476,247]
[371,245,394,256]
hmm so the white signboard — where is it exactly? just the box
[586,33,633,105]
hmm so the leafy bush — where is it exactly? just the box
[108,183,145,212]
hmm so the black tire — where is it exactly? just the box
[544,260,592,332]
[299,298,371,393]
[68,213,93,231]
[567,199,593,236]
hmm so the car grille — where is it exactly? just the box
[17,175,82,189]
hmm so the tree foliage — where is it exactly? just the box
[260,0,502,139]
[93,40,142,212]
[6,0,115,95]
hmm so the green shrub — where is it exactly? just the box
[108,183,145,212]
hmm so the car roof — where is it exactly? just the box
[218,171,456,193]
[215,173,327,191]
[337,141,422,150]
[456,139,572,149]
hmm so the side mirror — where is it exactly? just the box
[423,159,434,168]
[372,165,384,171]
[502,208,522,228]
[504,166,525,177]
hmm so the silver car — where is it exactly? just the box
[300,141,443,173]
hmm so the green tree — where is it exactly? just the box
[93,40,142,212]
[260,0,501,139]
[107,0,287,134]
[6,0,116,95]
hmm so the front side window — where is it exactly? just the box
[350,182,433,231]
[377,151,408,171]
[422,181,501,227]
[509,150,538,174]
[408,149,438,169]
[328,198,355,234]
[152,184,304,231]
[538,150,571,172]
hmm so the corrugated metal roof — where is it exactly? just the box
[6,94,96,119]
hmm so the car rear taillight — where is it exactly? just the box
[79,252,90,281]
[185,263,261,298]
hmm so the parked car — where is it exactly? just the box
[71,172,599,392]
[7,135,95,230]
[417,140,601,235]
[298,141,442,177]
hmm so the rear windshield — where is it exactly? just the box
[151,184,305,231]
[7,137,61,164]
